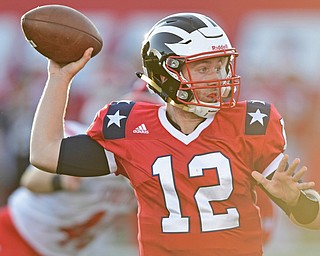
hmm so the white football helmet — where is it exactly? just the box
[138,12,240,118]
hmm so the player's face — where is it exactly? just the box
[181,57,229,103]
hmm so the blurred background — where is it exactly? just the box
[0,0,320,255]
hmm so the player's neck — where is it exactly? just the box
[166,104,205,135]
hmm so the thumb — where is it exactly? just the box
[62,48,93,77]
[78,47,93,67]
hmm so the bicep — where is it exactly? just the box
[57,135,111,177]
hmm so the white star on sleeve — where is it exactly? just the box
[248,109,268,125]
[107,110,127,127]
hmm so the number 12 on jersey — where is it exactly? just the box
[152,152,240,233]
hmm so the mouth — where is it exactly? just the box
[207,92,219,103]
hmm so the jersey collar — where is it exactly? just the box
[158,105,214,145]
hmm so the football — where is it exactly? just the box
[21,5,103,64]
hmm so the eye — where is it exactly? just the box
[215,66,221,72]
[198,66,209,73]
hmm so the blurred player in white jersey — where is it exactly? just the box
[0,121,138,256]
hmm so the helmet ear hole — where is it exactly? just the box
[177,84,194,102]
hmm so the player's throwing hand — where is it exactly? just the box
[48,48,93,80]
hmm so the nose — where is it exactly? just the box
[207,81,219,87]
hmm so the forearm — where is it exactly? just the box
[263,187,320,229]
[30,49,93,173]
[30,76,71,173]
[21,165,62,193]
[289,189,320,229]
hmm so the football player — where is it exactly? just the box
[0,121,137,256]
[29,13,320,256]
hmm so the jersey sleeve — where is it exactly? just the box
[86,101,136,176]
[57,120,112,177]
[244,101,287,175]
[87,101,135,140]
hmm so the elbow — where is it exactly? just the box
[29,152,42,170]
[29,148,58,174]
[30,136,61,173]
[30,139,44,169]
[29,152,46,172]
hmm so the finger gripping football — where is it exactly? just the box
[21,5,103,64]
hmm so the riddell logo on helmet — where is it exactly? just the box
[212,44,228,51]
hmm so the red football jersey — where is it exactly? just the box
[87,100,286,256]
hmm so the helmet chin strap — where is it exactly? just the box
[188,103,219,118]
[136,72,163,96]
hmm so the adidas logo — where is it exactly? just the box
[133,123,149,134]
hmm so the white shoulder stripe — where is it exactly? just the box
[262,153,284,177]
[104,149,117,173]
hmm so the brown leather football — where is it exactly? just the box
[21,5,103,64]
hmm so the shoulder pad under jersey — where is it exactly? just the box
[103,101,135,139]
[245,100,271,135]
